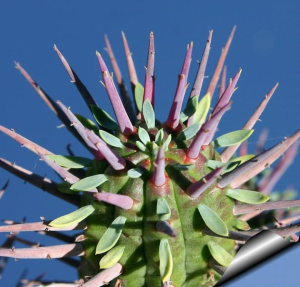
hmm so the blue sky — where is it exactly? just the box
[0,1,299,286]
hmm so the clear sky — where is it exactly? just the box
[0,1,299,286]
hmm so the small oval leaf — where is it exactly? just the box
[95,216,127,254]
[47,155,93,169]
[206,160,225,170]
[71,174,107,191]
[75,113,99,134]
[134,82,144,112]
[56,182,81,194]
[91,105,118,131]
[127,168,143,178]
[159,239,173,283]
[49,205,95,228]
[99,245,125,269]
[138,127,151,145]
[136,141,147,152]
[226,189,270,204]
[192,93,211,125]
[212,130,254,148]
[207,241,233,267]
[180,96,198,122]
[198,204,228,236]
[155,129,164,145]
[157,198,171,220]
[177,123,201,141]
[230,154,255,164]
[234,219,250,231]
[163,135,172,151]
[99,130,124,148]
[143,99,155,129]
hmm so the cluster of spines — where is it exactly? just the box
[0,28,299,286]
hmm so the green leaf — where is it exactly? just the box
[180,96,198,122]
[173,164,195,171]
[99,245,126,269]
[138,127,151,145]
[226,189,270,204]
[223,154,255,174]
[212,130,254,148]
[136,141,147,152]
[177,123,201,141]
[49,205,95,228]
[230,154,255,164]
[157,198,171,220]
[207,241,233,267]
[95,216,127,254]
[192,93,211,125]
[234,219,250,231]
[71,174,107,191]
[198,204,228,236]
[91,105,118,131]
[155,129,164,145]
[56,182,81,194]
[134,82,144,112]
[75,114,99,134]
[159,239,173,283]
[99,130,124,148]
[46,155,93,169]
[163,134,172,151]
[206,160,225,170]
[143,100,155,129]
[127,168,143,178]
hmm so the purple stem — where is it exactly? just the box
[218,130,300,188]
[233,199,300,216]
[205,26,236,99]
[187,102,231,159]
[0,243,84,259]
[40,155,80,184]
[0,158,80,206]
[143,32,155,106]
[187,31,213,127]
[151,147,166,186]
[256,128,269,155]
[14,62,89,149]
[93,192,133,210]
[258,142,299,194]
[0,125,53,156]
[187,167,224,198]
[203,68,241,145]
[0,221,87,233]
[219,66,227,100]
[84,128,126,171]
[166,42,193,129]
[212,68,242,115]
[81,263,122,287]
[96,52,134,135]
[220,84,278,162]
[121,31,138,86]
[230,129,300,188]
[105,35,136,123]
[56,100,103,160]
[104,35,122,84]
[54,45,98,111]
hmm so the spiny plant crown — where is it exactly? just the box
[0,27,299,287]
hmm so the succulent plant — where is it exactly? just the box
[0,27,299,287]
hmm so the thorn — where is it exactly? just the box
[187,167,224,198]
[151,148,166,186]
